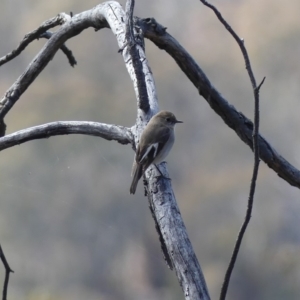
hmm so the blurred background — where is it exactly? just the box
[0,0,300,299]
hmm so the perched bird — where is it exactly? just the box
[130,110,182,194]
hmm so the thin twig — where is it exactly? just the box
[220,76,265,299]
[199,0,257,90]
[198,1,264,299]
[0,245,14,300]
[0,13,71,67]
[40,32,77,67]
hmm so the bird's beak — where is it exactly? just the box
[175,120,183,123]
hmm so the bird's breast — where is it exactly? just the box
[153,130,175,164]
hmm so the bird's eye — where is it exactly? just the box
[166,117,171,122]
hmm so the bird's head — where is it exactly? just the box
[155,110,183,127]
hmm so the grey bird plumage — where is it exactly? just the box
[130,110,182,194]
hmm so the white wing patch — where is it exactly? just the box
[140,143,159,163]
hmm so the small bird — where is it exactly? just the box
[130,110,182,194]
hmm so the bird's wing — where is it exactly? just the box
[136,126,170,164]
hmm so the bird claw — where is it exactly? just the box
[154,164,171,181]
[155,174,171,181]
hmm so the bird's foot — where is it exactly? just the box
[154,164,171,181]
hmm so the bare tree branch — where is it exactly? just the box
[0,13,71,67]
[145,174,210,300]
[199,0,258,90]
[39,31,77,67]
[141,17,300,190]
[0,121,132,151]
[125,0,173,270]
[3,2,284,299]
[0,6,110,120]
[0,245,14,300]
[118,1,210,298]
[196,2,265,298]
[0,2,211,299]
[195,1,263,298]
[148,196,173,270]
[124,0,149,112]
[220,76,265,299]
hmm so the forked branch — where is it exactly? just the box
[39,31,77,66]
[0,13,73,67]
[0,245,13,300]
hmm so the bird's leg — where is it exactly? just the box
[154,163,171,181]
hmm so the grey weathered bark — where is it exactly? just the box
[0,121,132,151]
[106,2,210,299]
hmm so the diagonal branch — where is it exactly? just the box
[0,121,133,152]
[118,1,210,298]
[0,13,72,67]
[141,17,300,190]
[125,0,172,270]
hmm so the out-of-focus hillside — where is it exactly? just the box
[1,0,300,299]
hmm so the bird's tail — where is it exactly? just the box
[130,162,143,194]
